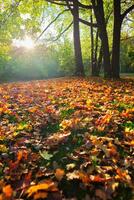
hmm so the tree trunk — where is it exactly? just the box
[91,0,111,78]
[90,13,95,76]
[97,44,103,74]
[111,0,121,79]
[90,12,100,76]
[73,0,84,76]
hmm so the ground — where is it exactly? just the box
[0,77,134,200]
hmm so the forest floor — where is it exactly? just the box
[0,77,134,200]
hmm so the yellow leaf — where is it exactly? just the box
[13,132,19,137]
[130,140,134,146]
[60,120,72,130]
[17,123,28,131]
[125,127,134,133]
[66,163,76,170]
[29,106,37,113]
[0,108,3,113]
[86,99,92,107]
[26,180,57,197]
[111,182,119,191]
[0,145,8,153]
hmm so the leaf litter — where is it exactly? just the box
[0,77,134,200]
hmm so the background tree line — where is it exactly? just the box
[0,0,134,81]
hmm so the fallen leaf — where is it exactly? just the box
[2,185,13,198]
[26,180,57,197]
[34,192,48,200]
[55,169,65,181]
[95,189,107,200]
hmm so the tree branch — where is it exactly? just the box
[45,0,73,6]
[78,1,92,9]
[121,4,134,21]
[45,0,92,9]
[121,36,134,41]
[79,18,97,27]
[53,21,73,41]
[35,9,69,42]
[65,0,74,15]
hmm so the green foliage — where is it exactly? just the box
[120,40,134,73]
[0,0,134,81]
[60,109,75,119]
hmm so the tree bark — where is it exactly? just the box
[91,0,111,78]
[111,0,121,79]
[73,0,85,76]
[96,44,103,74]
[90,11,100,76]
[90,14,95,76]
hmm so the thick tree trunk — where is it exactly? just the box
[91,0,111,78]
[111,0,121,79]
[73,0,84,76]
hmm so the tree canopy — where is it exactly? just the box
[0,0,134,79]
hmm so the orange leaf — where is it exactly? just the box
[78,172,90,184]
[2,185,13,198]
[0,194,3,200]
[55,169,65,181]
[23,150,28,160]
[96,114,111,125]
[109,146,117,156]
[17,150,23,161]
[116,168,131,181]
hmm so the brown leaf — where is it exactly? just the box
[34,192,48,200]
[95,189,107,200]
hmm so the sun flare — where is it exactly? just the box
[13,37,35,49]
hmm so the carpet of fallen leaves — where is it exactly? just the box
[0,77,134,200]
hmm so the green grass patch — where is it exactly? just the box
[60,108,75,119]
